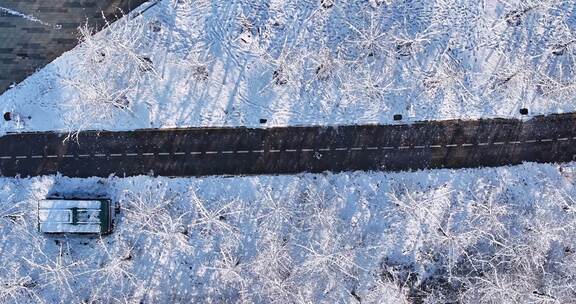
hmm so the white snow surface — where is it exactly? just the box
[0,162,575,303]
[1,1,576,302]
[1,0,576,134]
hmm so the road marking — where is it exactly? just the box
[3,134,574,161]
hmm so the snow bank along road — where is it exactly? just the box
[0,113,575,178]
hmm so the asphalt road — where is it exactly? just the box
[0,113,575,178]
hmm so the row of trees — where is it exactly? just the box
[60,0,576,135]
[1,168,575,303]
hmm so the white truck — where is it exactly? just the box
[37,198,114,234]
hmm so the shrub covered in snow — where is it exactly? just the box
[3,0,576,135]
[0,163,575,303]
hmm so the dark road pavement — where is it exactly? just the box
[0,113,575,178]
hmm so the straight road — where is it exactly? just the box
[0,113,575,178]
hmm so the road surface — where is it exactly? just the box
[0,113,575,177]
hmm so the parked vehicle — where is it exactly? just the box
[37,198,114,234]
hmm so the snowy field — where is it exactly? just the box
[1,1,576,303]
[1,0,576,134]
[0,162,575,303]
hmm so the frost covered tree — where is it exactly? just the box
[0,269,43,304]
[23,241,86,303]
[61,12,160,139]
[85,236,138,302]
[121,186,191,255]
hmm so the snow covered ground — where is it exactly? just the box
[1,0,576,134]
[1,162,575,303]
[1,1,576,303]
